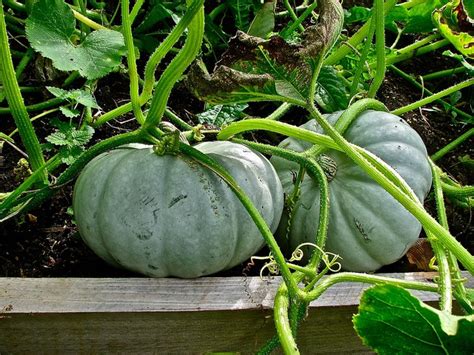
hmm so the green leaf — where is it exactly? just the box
[376,1,449,33]
[344,6,371,25]
[59,106,80,118]
[450,90,462,105]
[59,145,84,165]
[404,0,449,33]
[46,131,69,146]
[26,0,126,79]
[315,66,349,112]
[135,1,173,33]
[204,15,230,51]
[228,0,260,31]
[46,120,94,149]
[433,0,474,58]
[247,0,276,39]
[46,87,99,109]
[353,284,474,354]
[385,6,410,33]
[70,126,94,146]
[462,0,474,20]
[196,103,248,126]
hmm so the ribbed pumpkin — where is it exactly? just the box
[73,141,284,278]
[270,110,432,271]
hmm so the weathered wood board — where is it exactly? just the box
[0,272,471,354]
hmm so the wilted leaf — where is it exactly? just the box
[187,33,307,104]
[298,0,344,58]
[354,284,474,354]
[26,0,126,79]
[188,0,344,107]
[406,238,434,271]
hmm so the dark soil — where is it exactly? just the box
[0,21,472,278]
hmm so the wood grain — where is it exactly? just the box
[0,272,471,354]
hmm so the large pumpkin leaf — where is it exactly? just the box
[433,0,474,58]
[353,284,474,354]
[403,0,449,33]
[345,1,449,34]
[26,0,126,79]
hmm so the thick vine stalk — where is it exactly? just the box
[121,0,145,124]
[143,0,204,129]
[0,0,47,181]
[367,0,385,97]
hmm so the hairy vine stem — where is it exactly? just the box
[304,272,438,302]
[431,128,474,162]
[389,65,473,121]
[392,79,474,115]
[428,160,453,313]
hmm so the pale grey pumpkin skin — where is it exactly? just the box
[73,141,284,278]
[271,110,432,272]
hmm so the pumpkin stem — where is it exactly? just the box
[154,130,182,156]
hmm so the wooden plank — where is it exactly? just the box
[0,272,462,313]
[0,307,370,354]
[0,272,471,354]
